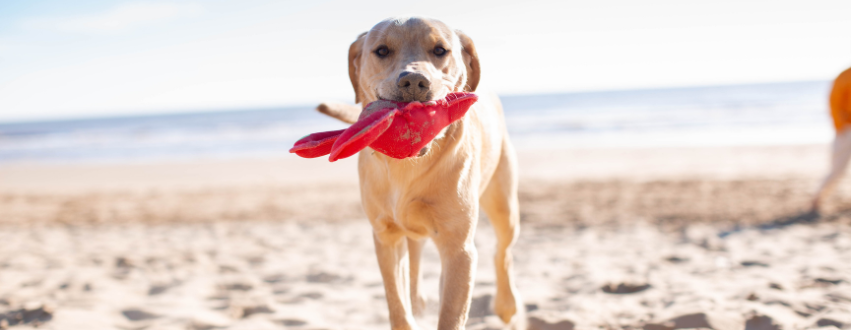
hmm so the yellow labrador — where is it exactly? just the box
[317,17,522,329]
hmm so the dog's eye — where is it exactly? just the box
[433,46,447,56]
[374,46,390,58]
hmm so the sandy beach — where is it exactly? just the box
[1,145,850,329]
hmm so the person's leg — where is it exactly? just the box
[813,129,851,211]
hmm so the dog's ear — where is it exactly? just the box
[348,32,367,104]
[455,30,480,92]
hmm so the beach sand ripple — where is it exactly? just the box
[1,147,850,329]
[0,216,848,329]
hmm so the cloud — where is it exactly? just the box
[21,2,201,33]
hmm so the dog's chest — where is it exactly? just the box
[380,183,437,238]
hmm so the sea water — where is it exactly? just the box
[0,81,833,163]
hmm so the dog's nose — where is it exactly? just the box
[397,72,431,102]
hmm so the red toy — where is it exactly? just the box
[290,92,478,161]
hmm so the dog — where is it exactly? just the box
[315,17,522,329]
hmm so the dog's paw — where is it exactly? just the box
[494,290,523,324]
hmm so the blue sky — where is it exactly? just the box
[1,0,850,122]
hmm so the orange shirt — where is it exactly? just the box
[831,67,851,133]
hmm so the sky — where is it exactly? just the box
[0,0,850,122]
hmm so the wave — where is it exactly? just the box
[0,80,833,163]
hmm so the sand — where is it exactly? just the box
[1,145,850,329]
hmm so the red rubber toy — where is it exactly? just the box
[290,92,478,161]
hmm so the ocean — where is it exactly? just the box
[0,81,833,163]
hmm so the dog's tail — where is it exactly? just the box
[317,102,361,124]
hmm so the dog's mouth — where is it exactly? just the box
[374,93,453,158]
[377,89,447,104]
[377,96,440,104]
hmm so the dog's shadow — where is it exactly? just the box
[717,207,851,238]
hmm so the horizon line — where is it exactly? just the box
[0,79,830,125]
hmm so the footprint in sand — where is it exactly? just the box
[740,260,769,267]
[644,312,782,330]
[601,283,651,294]
[277,319,308,326]
[219,282,253,291]
[0,305,53,328]
[278,291,324,304]
[527,314,575,330]
[744,314,780,330]
[262,274,290,284]
[814,277,845,285]
[644,313,713,330]
[121,308,159,321]
[148,281,181,295]
[298,292,323,299]
[306,271,347,283]
[664,256,689,264]
[271,285,291,295]
[468,294,493,318]
[233,304,274,319]
[816,318,845,328]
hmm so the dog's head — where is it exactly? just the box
[348,17,480,106]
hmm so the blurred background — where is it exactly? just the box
[2,0,850,161]
[1,1,851,329]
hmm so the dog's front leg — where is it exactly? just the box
[373,224,419,330]
[407,237,428,316]
[433,226,478,330]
